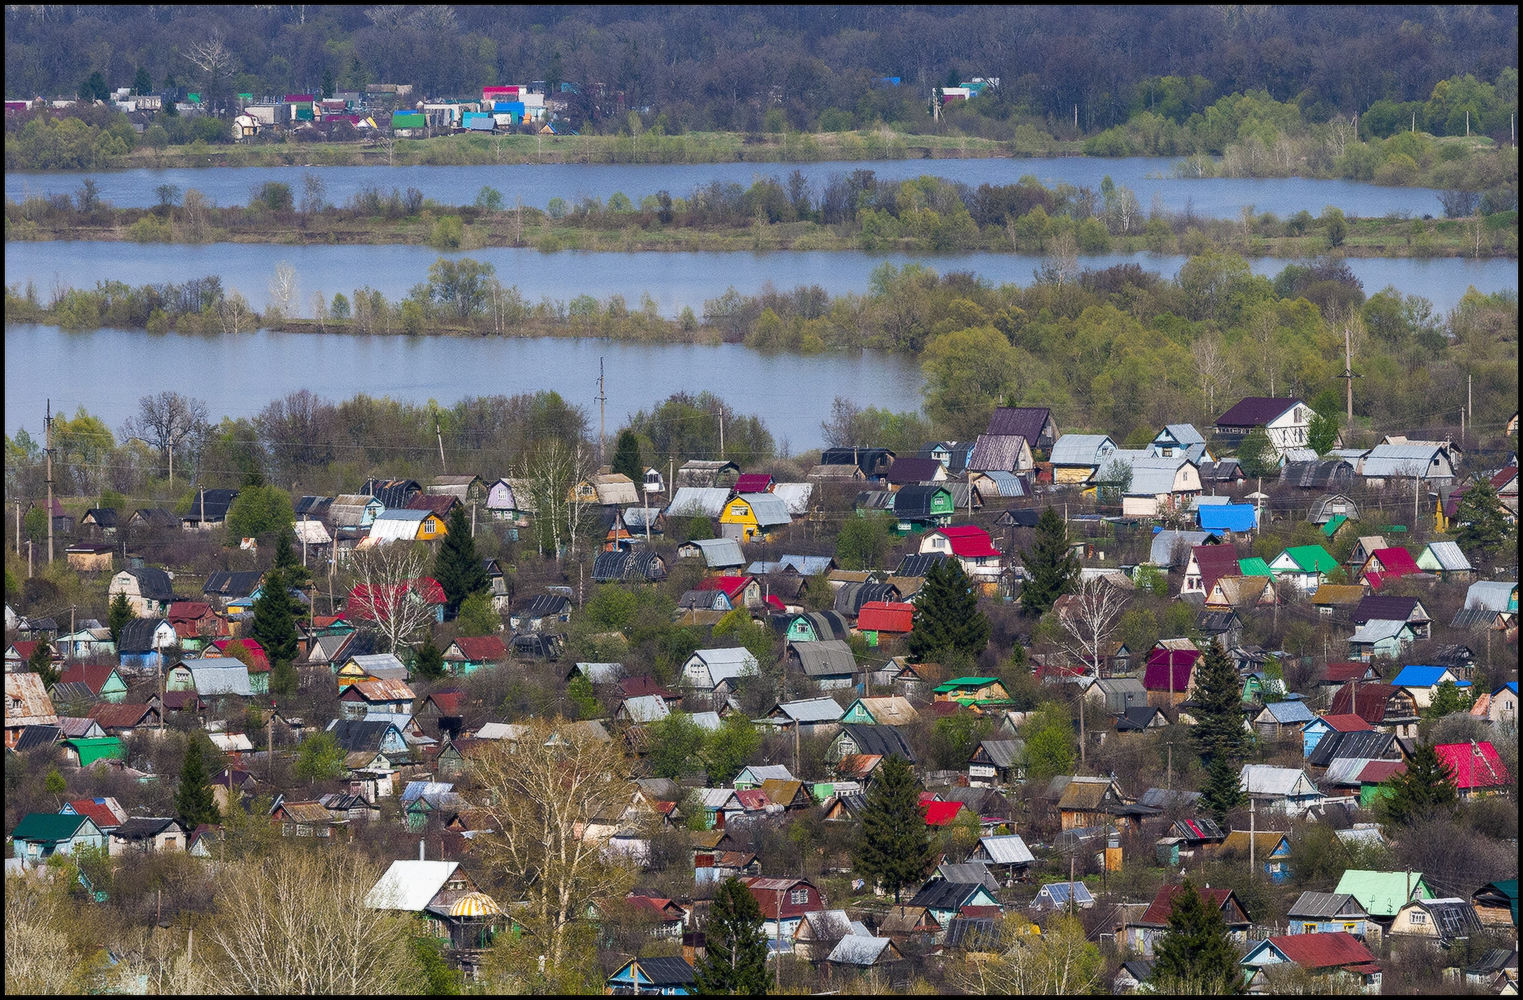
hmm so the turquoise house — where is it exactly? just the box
[11,812,107,861]
[605,956,695,995]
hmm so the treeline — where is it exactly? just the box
[4,6,1516,138]
[8,247,1518,455]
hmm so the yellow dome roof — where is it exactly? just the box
[448,892,502,918]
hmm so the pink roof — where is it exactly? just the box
[1368,548,1419,576]
[1268,931,1376,970]
[347,577,446,620]
[1143,649,1201,692]
[1434,742,1510,789]
[857,601,915,633]
[935,525,1001,558]
[733,474,774,493]
[211,638,269,672]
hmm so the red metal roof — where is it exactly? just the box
[346,577,446,620]
[857,601,914,633]
[1328,682,1400,725]
[57,662,120,694]
[1317,713,1374,733]
[921,800,967,826]
[933,525,1001,558]
[211,638,269,672]
[697,575,752,600]
[1140,884,1243,927]
[1266,931,1376,970]
[447,635,508,662]
[1143,649,1201,692]
[1323,662,1373,684]
[1434,741,1510,789]
[1191,544,1241,593]
[741,876,821,919]
[167,600,214,622]
[617,675,678,699]
[65,798,123,829]
[1355,759,1405,784]
[1366,547,1420,579]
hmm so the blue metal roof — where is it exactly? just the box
[1197,503,1257,533]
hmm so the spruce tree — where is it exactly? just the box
[1201,754,1243,823]
[1019,507,1078,616]
[272,528,311,590]
[1378,741,1458,829]
[250,565,299,673]
[1191,642,1251,765]
[269,656,299,700]
[433,506,488,619]
[1152,879,1243,994]
[1454,479,1513,565]
[695,876,769,995]
[413,630,446,680]
[108,591,135,647]
[854,755,935,903]
[906,557,989,662]
[611,429,643,483]
[174,734,221,829]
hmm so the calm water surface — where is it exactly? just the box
[5,241,1514,318]
[5,156,1462,220]
[3,323,925,451]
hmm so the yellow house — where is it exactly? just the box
[368,510,447,543]
[718,493,792,543]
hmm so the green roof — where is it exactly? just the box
[933,677,1000,692]
[1321,514,1348,537]
[1237,557,1273,577]
[63,737,125,766]
[1276,545,1339,573]
[1333,869,1432,917]
[391,111,426,127]
[11,812,98,842]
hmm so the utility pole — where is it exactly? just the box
[435,418,446,473]
[1249,797,1256,878]
[1467,374,1473,427]
[1338,324,1360,421]
[596,357,607,467]
[45,399,54,564]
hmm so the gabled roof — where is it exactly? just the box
[1139,883,1248,927]
[907,880,987,910]
[1261,931,1376,971]
[1335,870,1429,917]
[365,859,460,911]
[5,673,58,728]
[929,525,1000,558]
[1433,742,1509,790]
[1216,397,1302,428]
[790,639,858,678]
[771,697,843,724]
[11,811,101,843]
[975,834,1035,865]
[1189,544,1241,593]
[1142,648,1200,693]
[837,722,915,761]
[984,407,1052,446]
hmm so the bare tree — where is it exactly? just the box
[471,719,639,969]
[345,543,437,652]
[267,262,297,324]
[949,913,1102,994]
[205,848,419,993]
[1193,331,1233,424]
[182,33,238,114]
[518,439,594,561]
[121,391,208,487]
[1056,574,1130,765]
[218,291,254,334]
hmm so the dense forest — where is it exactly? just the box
[4,6,1518,139]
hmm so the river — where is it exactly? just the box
[4,156,1465,220]
[5,241,1515,318]
[2,323,926,452]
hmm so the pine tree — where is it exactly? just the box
[28,640,59,689]
[610,429,643,483]
[1201,754,1243,823]
[1454,479,1513,565]
[1152,879,1243,994]
[272,528,311,590]
[250,565,299,673]
[269,656,298,700]
[695,876,769,995]
[413,630,446,680]
[1191,642,1251,765]
[1019,507,1078,616]
[174,734,221,829]
[1378,741,1458,829]
[906,557,989,662]
[433,506,488,619]
[108,591,135,647]
[854,755,935,903]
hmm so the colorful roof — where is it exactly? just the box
[857,601,915,633]
[697,575,753,600]
[1433,742,1509,790]
[1276,545,1339,574]
[932,525,1001,558]
[921,800,969,826]
[12,811,99,842]
[1237,557,1273,577]
[1139,884,1244,927]
[1143,649,1200,692]
[1263,931,1376,971]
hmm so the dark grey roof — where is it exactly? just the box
[907,880,984,909]
[325,718,401,752]
[13,725,61,752]
[1216,397,1301,428]
[893,484,952,518]
[1307,730,1398,769]
[886,458,946,485]
[516,594,571,618]
[183,489,239,523]
[203,570,264,597]
[1198,460,1245,482]
[1287,891,1365,919]
[511,633,563,659]
[1196,610,1242,634]
[592,549,667,583]
[294,496,333,517]
[821,447,895,477]
[112,816,183,840]
[361,478,422,508]
[942,915,999,949]
[1351,595,1426,624]
[116,617,169,654]
[1138,788,1201,810]
[626,956,695,987]
[973,739,1024,768]
[995,508,1041,528]
[833,581,901,617]
[837,723,914,762]
[895,552,949,577]
[124,567,176,601]
[83,508,119,528]
[1117,705,1165,731]
[132,507,182,529]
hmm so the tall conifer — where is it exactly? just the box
[853,755,934,903]
[1019,507,1078,615]
[433,507,488,619]
[906,557,989,662]
[695,876,769,995]
[1152,878,1243,994]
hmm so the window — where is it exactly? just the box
[790,889,809,905]
[1409,911,1427,924]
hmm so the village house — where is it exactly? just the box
[1125,883,1252,956]
[1213,397,1317,459]
[108,567,177,617]
[108,816,187,856]
[10,811,106,862]
[1239,932,1382,993]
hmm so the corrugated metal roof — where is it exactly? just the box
[1050,435,1116,467]
[976,834,1034,865]
[774,698,843,723]
[365,860,459,911]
